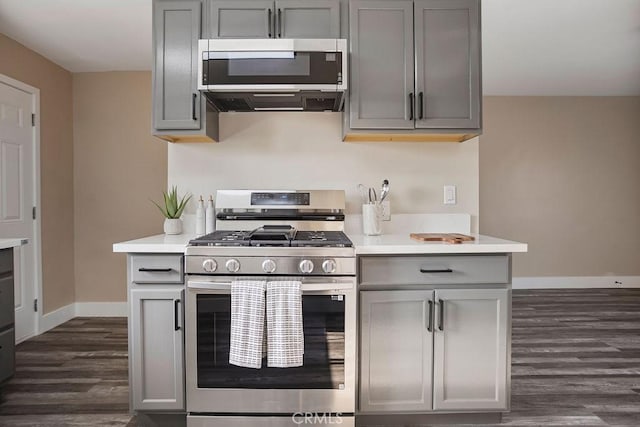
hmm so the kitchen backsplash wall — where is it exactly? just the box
[168,112,479,232]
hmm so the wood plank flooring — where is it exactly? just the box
[1,289,639,426]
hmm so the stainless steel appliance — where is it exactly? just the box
[185,190,356,427]
[197,39,347,112]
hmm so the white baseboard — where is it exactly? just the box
[513,276,640,289]
[39,303,75,334]
[75,302,127,317]
[39,302,127,333]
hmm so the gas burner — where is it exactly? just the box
[190,228,352,248]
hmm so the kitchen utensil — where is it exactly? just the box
[368,187,377,204]
[410,233,475,244]
[380,179,389,202]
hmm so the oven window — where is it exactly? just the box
[196,294,345,389]
[203,52,341,85]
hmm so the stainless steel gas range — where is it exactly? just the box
[184,190,356,427]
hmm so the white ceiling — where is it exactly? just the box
[0,0,639,95]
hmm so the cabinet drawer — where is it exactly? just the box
[0,328,15,384]
[130,254,184,284]
[0,275,14,329]
[0,249,12,275]
[359,255,509,286]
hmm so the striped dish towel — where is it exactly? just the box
[266,281,304,368]
[229,280,267,369]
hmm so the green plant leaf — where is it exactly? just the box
[151,199,169,218]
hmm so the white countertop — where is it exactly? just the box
[113,233,526,255]
[0,238,28,250]
[350,233,527,255]
[113,234,196,253]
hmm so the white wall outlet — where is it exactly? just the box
[380,200,391,221]
[444,185,457,205]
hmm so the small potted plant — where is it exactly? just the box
[153,186,191,235]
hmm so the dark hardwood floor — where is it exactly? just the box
[0,317,131,426]
[1,289,639,426]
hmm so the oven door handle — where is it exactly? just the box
[187,280,354,292]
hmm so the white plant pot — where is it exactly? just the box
[164,218,183,235]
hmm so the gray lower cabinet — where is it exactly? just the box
[359,287,509,413]
[206,0,340,38]
[153,0,219,142]
[130,287,185,411]
[0,248,15,384]
[346,0,481,141]
[433,288,509,411]
[360,290,434,412]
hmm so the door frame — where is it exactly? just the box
[0,73,42,341]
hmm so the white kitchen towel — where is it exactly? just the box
[266,281,304,368]
[229,280,267,369]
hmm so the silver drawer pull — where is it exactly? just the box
[420,268,453,273]
[138,268,173,273]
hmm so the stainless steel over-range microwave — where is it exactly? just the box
[197,39,347,112]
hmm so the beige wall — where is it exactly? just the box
[480,97,640,277]
[168,113,479,228]
[0,33,75,313]
[72,72,167,303]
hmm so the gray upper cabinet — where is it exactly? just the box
[130,287,185,411]
[346,0,481,140]
[276,0,340,38]
[349,0,414,129]
[153,1,201,130]
[414,0,480,129]
[152,0,219,142]
[433,288,509,411]
[206,0,340,38]
[208,0,273,38]
[360,290,434,412]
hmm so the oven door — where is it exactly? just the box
[185,276,356,414]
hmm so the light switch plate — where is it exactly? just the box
[444,185,457,205]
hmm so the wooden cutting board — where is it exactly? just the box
[410,233,475,244]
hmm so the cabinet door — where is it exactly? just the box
[130,288,185,411]
[275,0,340,38]
[414,0,481,129]
[349,0,415,129]
[208,0,274,38]
[433,288,508,411]
[153,1,202,130]
[360,290,434,412]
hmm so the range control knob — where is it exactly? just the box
[225,258,241,273]
[262,259,277,273]
[322,259,337,274]
[299,259,314,274]
[202,258,218,273]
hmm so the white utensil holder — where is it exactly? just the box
[362,203,382,236]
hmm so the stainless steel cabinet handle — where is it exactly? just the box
[278,8,282,38]
[409,93,414,121]
[174,299,181,331]
[418,92,424,120]
[420,268,453,273]
[438,299,444,331]
[427,300,433,332]
[192,93,197,120]
[138,268,173,273]
[268,9,273,38]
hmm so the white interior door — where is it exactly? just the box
[0,80,37,342]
